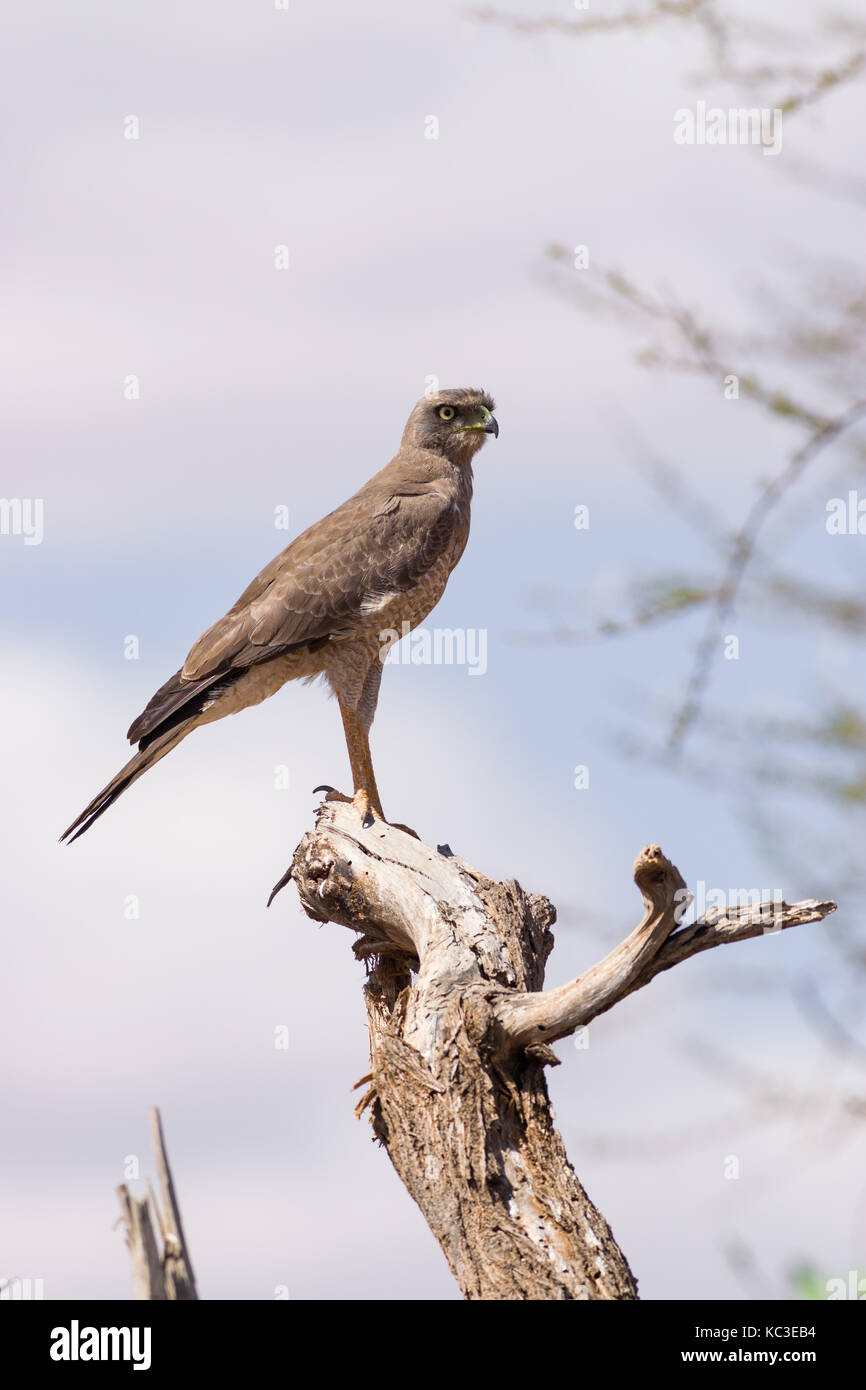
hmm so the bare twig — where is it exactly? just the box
[473,0,709,39]
[778,49,866,115]
[545,256,866,747]
[476,4,866,120]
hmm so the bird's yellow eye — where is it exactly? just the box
[438,405,456,421]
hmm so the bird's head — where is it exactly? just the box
[402,388,498,461]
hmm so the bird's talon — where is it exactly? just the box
[352,788,383,828]
[266,868,293,908]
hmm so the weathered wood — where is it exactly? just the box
[116,1186,166,1301]
[495,849,837,1048]
[284,802,836,1300]
[116,1107,198,1300]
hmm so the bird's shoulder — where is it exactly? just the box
[180,450,469,680]
[233,449,462,605]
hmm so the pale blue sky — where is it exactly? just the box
[3,0,865,1300]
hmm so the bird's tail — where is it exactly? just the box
[60,723,193,844]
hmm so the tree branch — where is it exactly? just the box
[497,848,836,1049]
[668,393,866,751]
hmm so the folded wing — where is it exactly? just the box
[127,485,458,747]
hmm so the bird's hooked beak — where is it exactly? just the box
[473,405,499,437]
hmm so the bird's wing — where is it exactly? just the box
[127,485,459,745]
[185,484,458,672]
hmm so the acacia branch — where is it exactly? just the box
[544,256,866,750]
[668,392,866,750]
[476,4,866,120]
[473,0,708,38]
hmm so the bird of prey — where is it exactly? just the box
[61,388,498,844]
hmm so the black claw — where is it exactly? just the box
[312,784,335,795]
[362,810,374,829]
[266,867,293,908]
[437,843,454,858]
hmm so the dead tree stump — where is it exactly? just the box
[279,801,835,1300]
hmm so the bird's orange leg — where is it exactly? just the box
[337,698,385,824]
